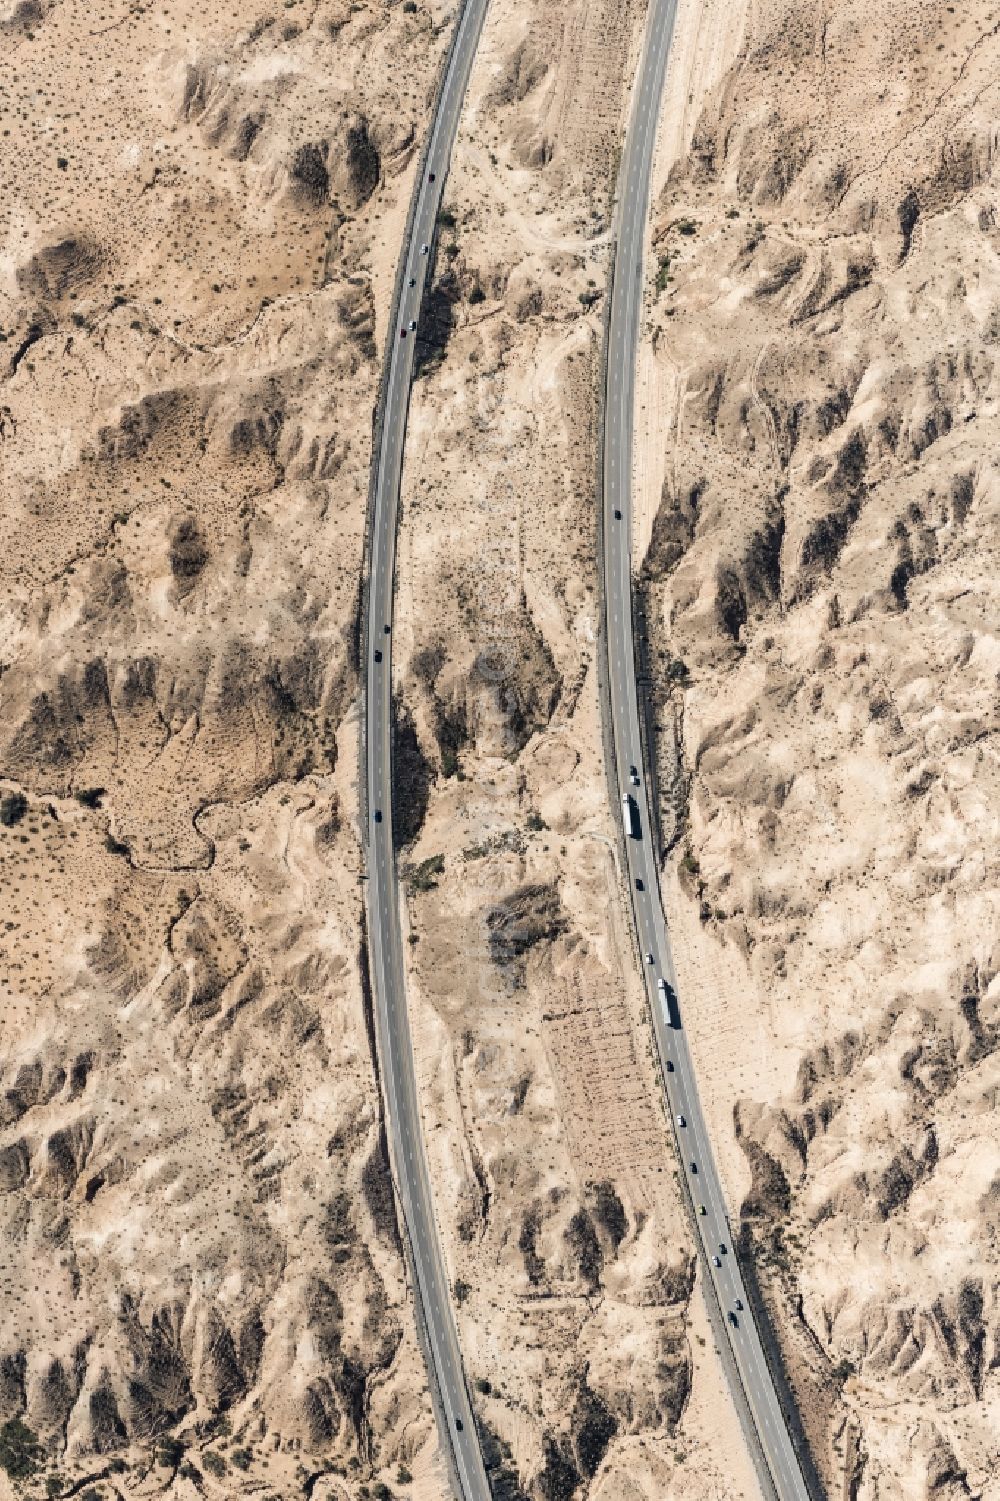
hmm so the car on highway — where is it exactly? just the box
[374,649,383,663]
[408,275,416,287]
[719,1243,727,1255]
[421,243,430,254]
[455,1418,463,1431]
[665,1059,674,1071]
[384,623,391,633]
[429,171,436,182]
[374,809,382,823]
[698,1204,706,1216]
[690,1161,697,1174]
[613,507,622,519]
[728,1310,739,1327]
[408,319,417,331]
[400,328,407,339]
[630,765,639,785]
[676,1113,686,1127]
[713,1255,722,1268]
[645,951,654,964]
[635,877,644,891]
[657,977,667,994]
[734,1298,743,1310]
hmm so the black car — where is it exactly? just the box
[614,507,622,519]
[374,649,383,663]
[690,1161,697,1174]
[728,1310,739,1328]
[635,877,644,891]
[374,809,382,823]
[455,1418,463,1432]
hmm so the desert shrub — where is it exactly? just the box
[0,792,28,827]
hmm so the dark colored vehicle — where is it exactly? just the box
[400,328,407,339]
[384,623,391,634]
[614,507,622,519]
[374,649,383,663]
[429,171,436,182]
[408,276,416,287]
[734,1298,743,1311]
[660,978,681,1029]
[374,809,382,823]
[690,1161,697,1174]
[665,1059,674,1072]
[455,1418,463,1432]
[728,1310,739,1327]
[635,877,644,891]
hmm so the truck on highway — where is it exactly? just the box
[621,792,640,839]
[657,975,680,1028]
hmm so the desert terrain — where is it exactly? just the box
[390,0,763,1497]
[0,0,461,1495]
[637,0,1000,1496]
[3,0,998,1495]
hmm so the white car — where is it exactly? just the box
[630,765,639,785]
[657,978,667,994]
[713,1255,722,1268]
[676,1113,686,1127]
[421,243,430,255]
[645,951,654,965]
[408,319,417,331]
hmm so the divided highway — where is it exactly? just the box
[601,3,814,1500]
[362,1,492,1496]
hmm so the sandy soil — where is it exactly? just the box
[0,0,458,1495]
[637,0,1000,1496]
[387,0,775,1494]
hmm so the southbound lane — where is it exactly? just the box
[601,2,813,1499]
[363,1,492,1496]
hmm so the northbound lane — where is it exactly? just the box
[363,2,492,1496]
[601,2,814,1500]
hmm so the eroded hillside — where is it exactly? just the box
[0,0,458,1496]
[386,0,762,1497]
[639,0,1000,1496]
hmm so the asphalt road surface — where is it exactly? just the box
[363,1,492,1496]
[602,3,813,1500]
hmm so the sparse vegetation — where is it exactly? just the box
[75,786,106,809]
[0,1419,41,1480]
[202,1451,227,1477]
[454,1277,471,1305]
[0,791,29,827]
[408,852,445,891]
